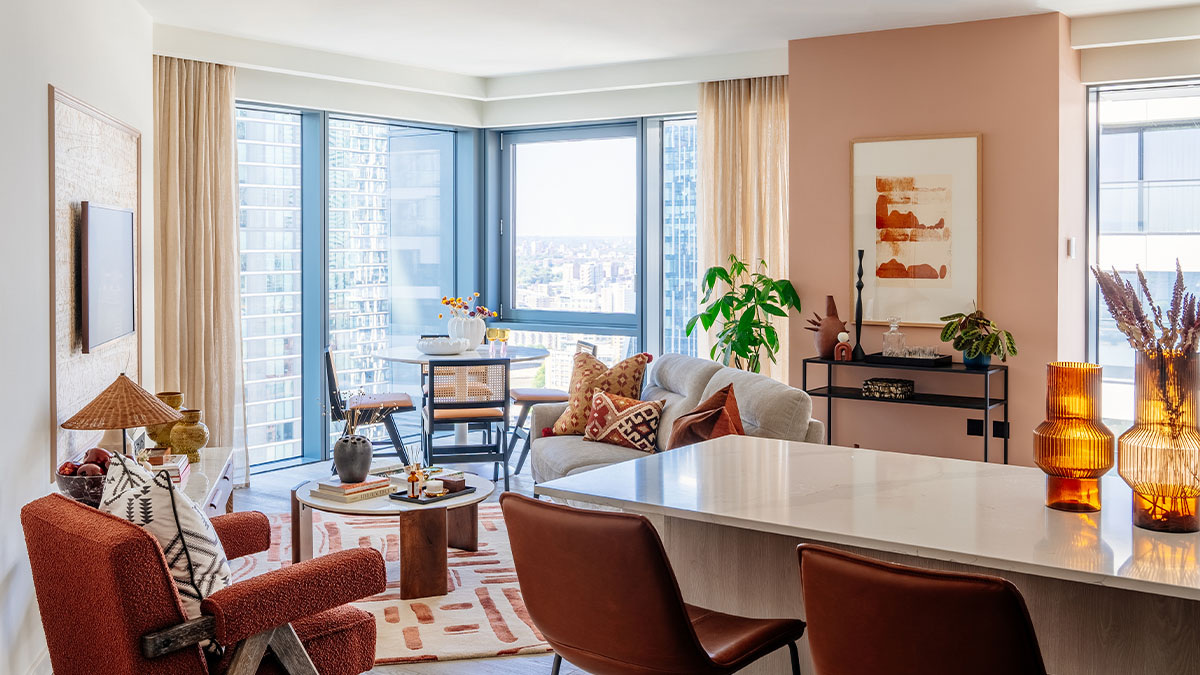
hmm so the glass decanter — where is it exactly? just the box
[881,317,906,357]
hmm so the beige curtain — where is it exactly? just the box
[697,75,790,381]
[154,56,247,480]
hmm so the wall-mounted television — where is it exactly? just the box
[81,201,135,353]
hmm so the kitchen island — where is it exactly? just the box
[536,437,1200,674]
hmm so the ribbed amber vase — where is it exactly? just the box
[1119,351,1200,533]
[1034,362,1115,512]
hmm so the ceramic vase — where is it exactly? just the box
[333,434,373,483]
[1118,351,1200,533]
[449,316,486,349]
[810,296,847,360]
[146,391,183,447]
[170,409,210,464]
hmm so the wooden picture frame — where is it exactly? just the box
[850,133,981,327]
[48,86,143,480]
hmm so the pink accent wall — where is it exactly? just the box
[788,13,1086,467]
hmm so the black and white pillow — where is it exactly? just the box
[101,454,232,619]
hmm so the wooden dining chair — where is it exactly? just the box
[423,358,512,491]
[325,349,414,465]
[506,341,598,476]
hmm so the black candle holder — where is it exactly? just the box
[853,249,866,361]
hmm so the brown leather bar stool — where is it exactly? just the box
[797,544,1048,675]
[502,493,805,674]
[506,340,598,475]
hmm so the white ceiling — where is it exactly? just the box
[138,0,1195,77]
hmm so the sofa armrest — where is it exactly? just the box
[805,418,826,444]
[200,547,385,644]
[210,511,271,560]
[530,402,569,442]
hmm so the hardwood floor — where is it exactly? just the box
[234,457,588,674]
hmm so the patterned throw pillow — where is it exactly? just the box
[667,384,746,450]
[100,454,232,619]
[584,390,665,453]
[552,352,653,436]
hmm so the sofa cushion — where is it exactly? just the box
[641,354,724,451]
[553,352,652,436]
[531,434,649,484]
[584,390,665,453]
[701,368,814,443]
[667,384,746,450]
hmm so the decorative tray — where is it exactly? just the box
[864,352,952,368]
[389,486,476,505]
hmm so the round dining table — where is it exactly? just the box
[374,344,551,444]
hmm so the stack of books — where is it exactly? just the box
[147,453,190,489]
[311,476,393,503]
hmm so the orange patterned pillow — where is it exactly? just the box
[552,352,652,436]
[584,390,665,453]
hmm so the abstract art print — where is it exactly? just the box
[851,134,980,325]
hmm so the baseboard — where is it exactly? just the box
[24,648,50,675]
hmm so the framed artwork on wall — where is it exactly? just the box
[851,133,981,326]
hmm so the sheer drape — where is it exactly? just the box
[697,75,790,382]
[153,55,248,483]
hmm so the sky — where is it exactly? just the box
[513,136,637,238]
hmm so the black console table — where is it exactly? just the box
[801,358,1010,464]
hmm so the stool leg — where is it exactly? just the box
[550,653,562,675]
[788,641,801,675]
[515,430,533,475]
[507,404,531,457]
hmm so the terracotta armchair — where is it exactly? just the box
[21,493,385,675]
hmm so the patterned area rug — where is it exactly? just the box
[229,504,551,664]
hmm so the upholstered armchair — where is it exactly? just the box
[21,493,385,675]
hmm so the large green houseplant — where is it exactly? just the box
[685,255,801,373]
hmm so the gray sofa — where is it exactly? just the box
[529,353,825,484]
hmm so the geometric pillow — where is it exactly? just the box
[100,454,232,620]
[552,352,652,436]
[667,383,746,450]
[584,390,665,453]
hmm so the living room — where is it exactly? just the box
[6,0,1200,673]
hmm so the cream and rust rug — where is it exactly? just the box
[229,504,552,665]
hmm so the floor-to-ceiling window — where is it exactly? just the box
[1091,82,1200,429]
[236,108,305,465]
[662,117,699,357]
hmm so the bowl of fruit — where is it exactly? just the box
[56,447,113,507]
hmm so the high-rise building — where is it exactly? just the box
[236,108,305,465]
[662,118,699,357]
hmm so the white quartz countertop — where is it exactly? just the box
[534,437,1200,601]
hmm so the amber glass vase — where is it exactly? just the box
[1119,351,1200,533]
[1034,362,1115,512]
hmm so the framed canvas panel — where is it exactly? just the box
[851,134,981,326]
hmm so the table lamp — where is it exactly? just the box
[61,373,183,457]
[1033,362,1115,512]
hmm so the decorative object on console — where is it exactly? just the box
[865,349,952,368]
[806,295,848,360]
[1033,362,1114,513]
[1093,262,1200,532]
[55,447,113,507]
[686,254,801,373]
[939,307,1018,368]
[61,374,183,458]
[144,391,183,448]
[169,409,209,464]
[851,134,980,326]
[862,378,915,400]
[833,332,853,362]
[552,352,653,436]
[440,292,497,349]
[584,390,665,453]
[668,383,746,449]
[881,317,906,356]
[853,249,866,361]
[333,435,373,484]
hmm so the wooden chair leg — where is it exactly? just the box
[506,404,531,457]
[225,628,274,675]
[515,430,533,475]
[382,413,411,465]
[269,623,319,675]
[550,653,563,675]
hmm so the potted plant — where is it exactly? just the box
[938,307,1017,368]
[685,255,801,373]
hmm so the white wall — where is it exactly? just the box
[0,0,154,673]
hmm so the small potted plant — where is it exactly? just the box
[939,307,1017,368]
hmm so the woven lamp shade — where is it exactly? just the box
[62,374,184,430]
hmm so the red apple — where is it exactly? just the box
[82,448,112,468]
[57,461,80,476]
[75,463,104,477]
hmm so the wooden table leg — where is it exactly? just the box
[399,507,448,599]
[447,503,479,552]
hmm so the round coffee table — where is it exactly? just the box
[290,473,495,599]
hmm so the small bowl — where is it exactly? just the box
[56,474,106,507]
